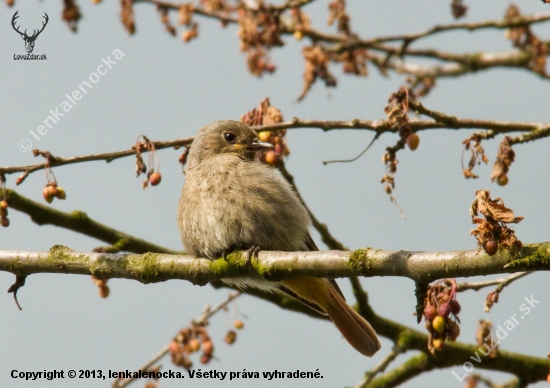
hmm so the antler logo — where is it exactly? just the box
[11,11,49,54]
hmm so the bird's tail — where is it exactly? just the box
[280,278,381,357]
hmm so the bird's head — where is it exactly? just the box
[188,120,273,167]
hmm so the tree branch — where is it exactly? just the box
[1,243,548,284]
[2,190,178,255]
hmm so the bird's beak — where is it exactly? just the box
[246,140,274,151]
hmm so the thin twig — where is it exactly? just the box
[457,272,532,292]
[353,345,405,388]
[323,132,382,165]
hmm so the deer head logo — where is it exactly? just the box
[11,11,49,54]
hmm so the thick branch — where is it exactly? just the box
[1,243,548,284]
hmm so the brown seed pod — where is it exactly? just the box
[55,187,67,200]
[1,217,9,227]
[202,339,213,356]
[43,185,58,204]
[485,240,498,256]
[188,338,200,353]
[98,285,110,298]
[149,172,162,186]
[497,174,509,186]
[406,133,420,151]
[224,330,237,345]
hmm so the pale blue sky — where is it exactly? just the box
[1,1,549,387]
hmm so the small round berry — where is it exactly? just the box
[497,174,509,186]
[258,131,271,142]
[432,338,445,350]
[450,299,461,315]
[168,341,179,354]
[448,320,460,341]
[294,31,303,40]
[224,330,237,345]
[264,150,278,165]
[234,319,244,330]
[1,217,9,227]
[0,200,8,209]
[438,303,452,318]
[55,187,67,200]
[485,240,498,256]
[424,305,437,322]
[188,338,200,353]
[202,340,213,356]
[406,133,420,151]
[43,186,55,204]
[149,172,162,186]
[432,315,446,333]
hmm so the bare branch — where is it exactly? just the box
[457,272,532,292]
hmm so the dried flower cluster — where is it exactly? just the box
[490,136,515,186]
[169,316,243,369]
[328,0,351,36]
[120,0,136,35]
[381,88,420,196]
[451,0,468,19]
[238,2,282,76]
[169,322,214,369]
[178,3,199,42]
[462,134,488,179]
[505,4,547,75]
[240,98,289,165]
[133,136,162,189]
[470,190,523,256]
[32,150,68,204]
[423,279,462,353]
[62,0,81,32]
[91,276,110,298]
[159,6,177,37]
[297,45,337,101]
[290,7,310,38]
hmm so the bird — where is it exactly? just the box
[178,120,381,357]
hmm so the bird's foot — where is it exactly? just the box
[244,245,260,267]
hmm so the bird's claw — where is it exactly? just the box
[244,245,260,267]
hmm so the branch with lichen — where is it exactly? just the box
[1,245,548,386]
[1,243,548,287]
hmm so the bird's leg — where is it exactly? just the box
[244,245,260,266]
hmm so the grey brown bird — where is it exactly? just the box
[178,120,381,356]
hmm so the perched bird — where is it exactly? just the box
[178,120,381,356]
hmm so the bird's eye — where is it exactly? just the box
[223,132,236,144]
